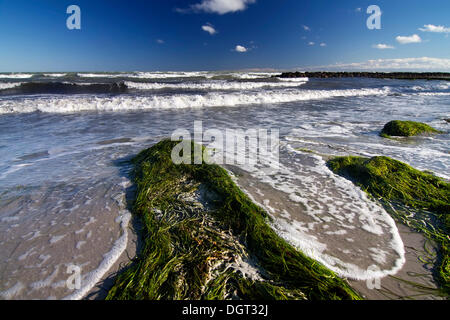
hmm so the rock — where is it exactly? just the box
[273,72,450,81]
[380,120,443,138]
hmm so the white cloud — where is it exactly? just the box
[308,57,450,71]
[320,43,327,47]
[186,0,256,15]
[234,45,248,52]
[419,24,450,33]
[202,24,217,35]
[355,7,362,12]
[373,43,395,49]
[308,42,315,46]
[302,25,311,31]
[156,39,164,44]
[396,34,422,44]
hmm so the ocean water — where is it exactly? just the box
[0,71,448,299]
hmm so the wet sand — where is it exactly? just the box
[226,164,444,300]
[349,223,444,300]
[83,217,139,300]
[0,178,135,300]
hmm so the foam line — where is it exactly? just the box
[0,87,390,114]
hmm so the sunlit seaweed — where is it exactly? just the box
[106,139,361,300]
[380,120,443,138]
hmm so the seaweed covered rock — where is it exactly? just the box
[106,139,361,300]
[380,120,443,138]
[327,156,449,213]
[327,155,449,294]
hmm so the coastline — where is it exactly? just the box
[0,72,448,301]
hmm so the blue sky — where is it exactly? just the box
[0,0,449,71]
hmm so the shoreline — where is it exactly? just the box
[227,165,445,300]
[100,140,448,300]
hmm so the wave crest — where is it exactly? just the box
[0,87,390,114]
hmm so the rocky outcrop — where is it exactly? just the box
[274,72,450,80]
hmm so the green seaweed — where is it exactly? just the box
[327,155,449,295]
[106,139,361,300]
[380,120,443,138]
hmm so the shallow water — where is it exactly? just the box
[0,72,448,299]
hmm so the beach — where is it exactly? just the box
[0,71,448,300]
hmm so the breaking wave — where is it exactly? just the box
[124,79,308,91]
[0,87,390,114]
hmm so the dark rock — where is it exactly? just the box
[273,72,450,81]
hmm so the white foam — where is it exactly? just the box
[369,247,389,264]
[37,254,51,267]
[0,74,33,79]
[324,229,348,235]
[276,77,309,82]
[0,82,22,90]
[44,73,67,77]
[0,282,25,299]
[124,80,307,91]
[77,73,131,78]
[76,241,86,250]
[228,141,405,280]
[63,210,131,300]
[75,71,280,80]
[0,87,390,114]
[49,235,66,244]
[29,266,60,290]
[228,72,278,79]
[411,82,449,91]
[77,71,210,79]
[417,92,450,96]
[132,71,209,79]
[62,81,95,86]
[1,215,20,222]
[18,247,35,261]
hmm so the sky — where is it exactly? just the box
[0,0,449,72]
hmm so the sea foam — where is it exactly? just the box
[0,87,390,114]
[124,80,307,91]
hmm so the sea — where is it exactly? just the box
[0,71,448,299]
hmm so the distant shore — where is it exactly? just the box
[274,71,450,80]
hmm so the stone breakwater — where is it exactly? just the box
[274,72,450,80]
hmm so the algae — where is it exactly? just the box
[327,155,449,294]
[106,139,361,300]
[380,120,443,138]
